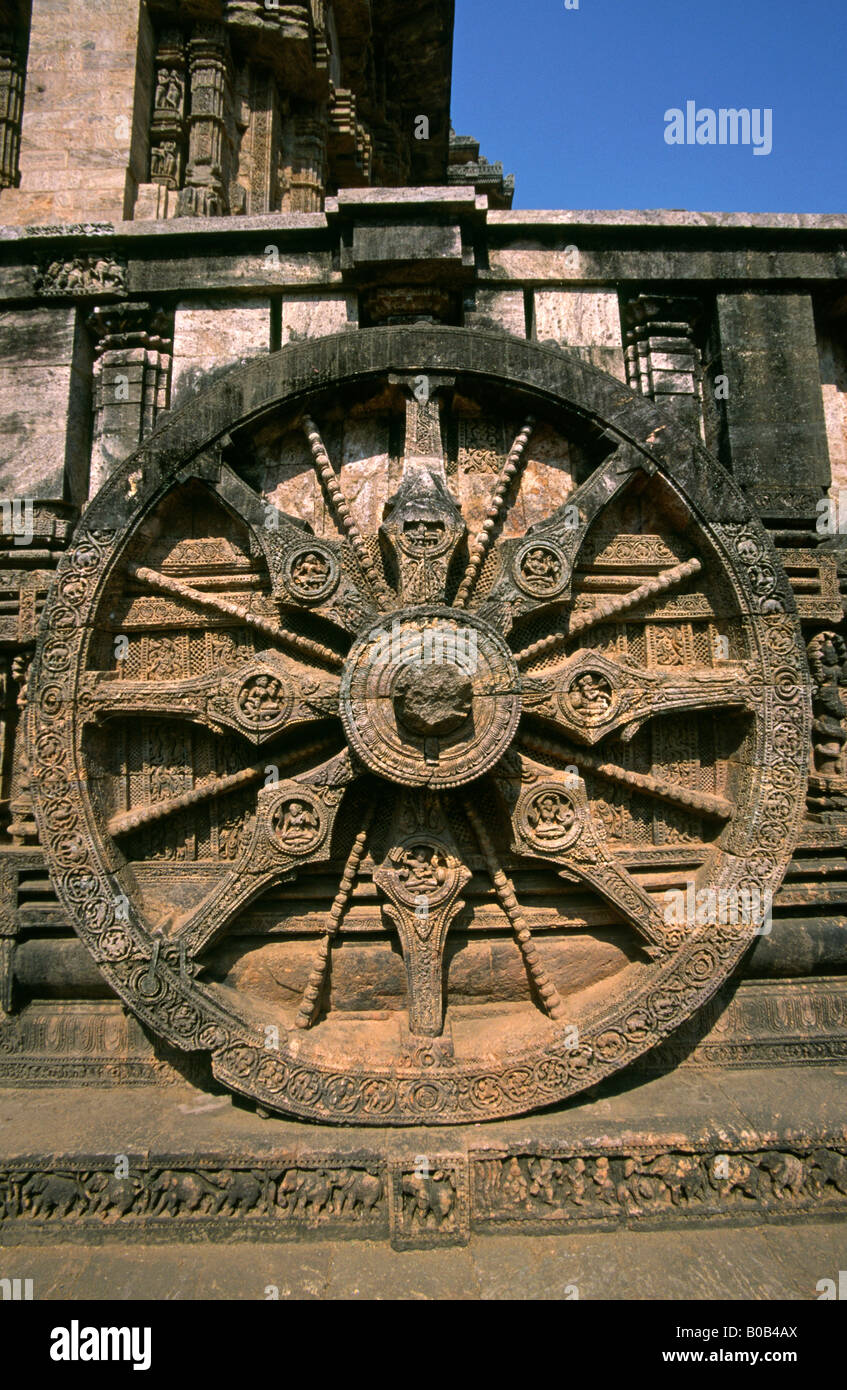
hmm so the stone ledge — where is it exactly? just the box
[4,198,846,249]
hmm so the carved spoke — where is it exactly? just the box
[517,729,734,821]
[302,415,394,607]
[463,794,566,1022]
[80,664,340,744]
[479,443,656,631]
[454,416,536,608]
[108,735,337,838]
[172,749,359,958]
[127,563,344,670]
[521,646,756,745]
[197,457,375,636]
[374,791,471,1037]
[380,468,466,605]
[493,757,671,960]
[514,558,703,667]
[167,864,288,967]
[295,804,376,1030]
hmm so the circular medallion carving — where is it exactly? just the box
[235,672,294,731]
[283,544,340,603]
[513,540,568,599]
[561,670,617,727]
[519,785,581,852]
[268,794,327,856]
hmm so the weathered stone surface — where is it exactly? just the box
[8,1220,846,1298]
[817,320,847,504]
[534,289,626,381]
[0,0,151,226]
[171,296,271,402]
[0,304,92,501]
[467,288,526,339]
[280,292,356,344]
[716,294,832,493]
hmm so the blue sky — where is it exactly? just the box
[451,0,847,213]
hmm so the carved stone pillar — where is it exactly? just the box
[234,65,281,215]
[7,653,35,846]
[150,28,187,197]
[88,302,172,496]
[0,29,27,190]
[176,23,232,218]
[807,631,847,819]
[623,294,705,432]
[282,110,327,211]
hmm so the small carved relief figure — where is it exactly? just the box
[395,843,448,894]
[757,1151,806,1199]
[147,636,181,680]
[11,652,30,707]
[39,254,124,294]
[209,631,250,670]
[91,257,124,291]
[291,550,331,593]
[501,1156,528,1204]
[527,1157,563,1206]
[564,1157,588,1206]
[151,141,178,185]
[520,546,562,592]
[332,1170,383,1218]
[735,534,761,565]
[527,791,576,841]
[616,1157,656,1212]
[218,816,246,861]
[62,259,85,288]
[653,627,686,666]
[22,1173,84,1218]
[401,1171,455,1228]
[568,672,613,718]
[155,68,183,112]
[274,798,320,849]
[591,1156,618,1207]
[809,1148,847,1196]
[807,632,847,777]
[403,515,446,551]
[238,674,286,725]
[595,791,628,841]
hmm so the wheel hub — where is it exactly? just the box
[339,606,522,788]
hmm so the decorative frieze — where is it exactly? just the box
[472,1144,847,1229]
[34,254,125,297]
[806,631,847,817]
[0,1139,844,1245]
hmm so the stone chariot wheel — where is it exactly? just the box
[27,327,810,1124]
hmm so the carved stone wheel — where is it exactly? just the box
[28,328,811,1124]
